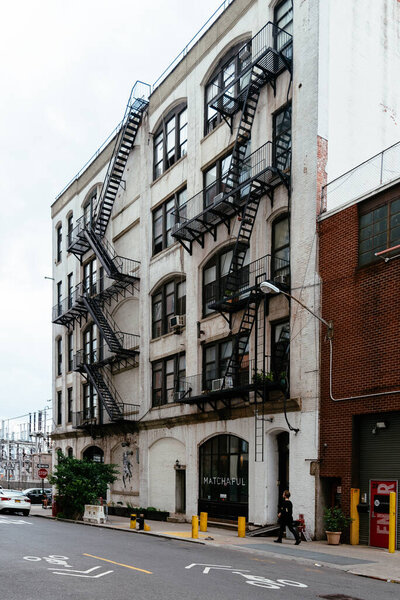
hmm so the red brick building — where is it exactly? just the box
[318,149,400,548]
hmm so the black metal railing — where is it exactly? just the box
[320,140,400,214]
[72,333,139,370]
[73,402,139,428]
[175,357,283,399]
[205,254,290,308]
[172,142,289,232]
[208,22,292,115]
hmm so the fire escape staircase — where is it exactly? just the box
[68,82,149,260]
[172,23,292,254]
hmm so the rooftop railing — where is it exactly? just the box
[321,141,400,214]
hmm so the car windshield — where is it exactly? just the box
[2,490,23,495]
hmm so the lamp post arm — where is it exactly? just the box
[279,290,333,335]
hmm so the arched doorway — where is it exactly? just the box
[83,446,104,463]
[199,434,248,520]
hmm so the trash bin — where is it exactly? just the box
[137,513,145,530]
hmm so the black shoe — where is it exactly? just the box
[274,539,282,543]
[295,539,301,545]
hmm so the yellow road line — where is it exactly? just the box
[83,553,152,574]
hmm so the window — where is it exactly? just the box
[57,391,62,426]
[205,41,252,135]
[274,104,292,171]
[67,332,73,372]
[67,447,73,458]
[56,281,62,317]
[153,188,187,255]
[57,337,62,376]
[152,278,186,338]
[67,387,73,423]
[83,383,98,421]
[271,215,290,283]
[67,214,73,247]
[83,325,98,364]
[67,273,73,309]
[83,190,97,226]
[153,104,187,179]
[359,196,400,265]
[271,320,290,379]
[203,247,249,315]
[274,0,293,57]
[56,224,62,262]
[152,354,186,407]
[83,258,97,296]
[203,339,232,390]
[203,151,233,208]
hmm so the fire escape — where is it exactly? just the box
[53,81,150,434]
[174,23,293,452]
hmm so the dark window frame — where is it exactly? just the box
[271,214,290,282]
[359,194,400,266]
[273,103,292,171]
[56,224,62,263]
[57,337,62,376]
[204,40,252,135]
[57,390,62,426]
[152,353,186,407]
[152,187,187,255]
[67,331,73,372]
[67,387,73,423]
[67,213,73,248]
[153,103,188,180]
[82,382,98,421]
[271,319,290,379]
[152,278,186,339]
[202,246,249,316]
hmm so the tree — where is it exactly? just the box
[49,450,119,519]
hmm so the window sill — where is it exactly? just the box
[150,402,181,411]
[151,154,187,188]
[151,241,181,262]
[150,328,186,343]
[200,119,227,145]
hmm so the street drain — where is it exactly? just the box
[319,595,365,600]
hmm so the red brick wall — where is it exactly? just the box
[318,187,400,512]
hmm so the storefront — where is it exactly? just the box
[198,434,248,520]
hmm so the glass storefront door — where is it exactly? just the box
[199,434,248,520]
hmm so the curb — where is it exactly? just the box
[30,513,206,545]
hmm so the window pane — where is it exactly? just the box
[204,264,216,285]
[220,250,233,276]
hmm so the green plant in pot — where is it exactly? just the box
[324,506,353,545]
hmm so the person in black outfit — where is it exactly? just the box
[274,490,301,545]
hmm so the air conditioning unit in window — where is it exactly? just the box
[169,314,185,331]
[211,376,233,391]
[173,390,186,402]
[273,274,290,286]
[239,43,251,62]
[213,192,234,206]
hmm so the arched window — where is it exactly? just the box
[271,214,290,284]
[67,447,73,458]
[152,278,186,338]
[83,446,104,463]
[153,103,187,179]
[83,187,99,226]
[56,223,62,263]
[203,246,249,315]
[205,40,251,135]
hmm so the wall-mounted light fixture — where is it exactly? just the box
[372,421,388,434]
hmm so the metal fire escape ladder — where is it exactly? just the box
[82,295,123,354]
[94,89,149,239]
[82,363,124,421]
[83,226,139,283]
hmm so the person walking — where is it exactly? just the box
[274,490,301,545]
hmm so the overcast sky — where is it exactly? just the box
[0,0,225,421]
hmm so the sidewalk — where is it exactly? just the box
[30,504,400,584]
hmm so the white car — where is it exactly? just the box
[0,489,31,516]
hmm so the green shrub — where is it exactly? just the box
[324,506,352,532]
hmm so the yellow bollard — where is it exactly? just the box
[200,512,208,532]
[144,522,151,532]
[192,515,199,539]
[238,516,246,538]
[350,488,360,545]
[130,513,137,529]
[389,491,396,553]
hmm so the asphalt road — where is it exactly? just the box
[0,513,397,600]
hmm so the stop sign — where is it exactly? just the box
[38,468,48,479]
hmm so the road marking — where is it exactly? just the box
[52,566,113,578]
[0,518,31,525]
[83,553,152,574]
[186,563,308,590]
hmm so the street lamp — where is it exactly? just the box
[259,281,333,338]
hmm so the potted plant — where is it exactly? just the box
[324,506,352,545]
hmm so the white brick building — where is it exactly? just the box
[51,0,400,535]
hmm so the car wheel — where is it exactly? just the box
[21,510,30,516]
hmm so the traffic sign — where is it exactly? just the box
[38,468,48,479]
[37,463,49,468]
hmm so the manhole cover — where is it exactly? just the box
[319,595,364,600]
